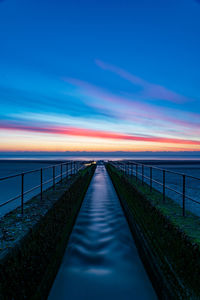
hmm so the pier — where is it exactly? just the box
[1,160,200,299]
[48,165,156,299]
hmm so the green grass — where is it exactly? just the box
[122,169,200,245]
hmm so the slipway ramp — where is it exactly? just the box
[48,165,157,300]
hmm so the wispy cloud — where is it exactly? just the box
[0,84,114,120]
[1,120,200,146]
[95,59,188,103]
[63,77,200,133]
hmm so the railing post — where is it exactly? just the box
[150,167,152,192]
[71,161,73,176]
[66,163,68,178]
[182,174,186,217]
[53,166,55,190]
[136,164,138,182]
[163,170,165,202]
[40,168,43,201]
[142,165,144,185]
[21,173,24,215]
[61,164,63,182]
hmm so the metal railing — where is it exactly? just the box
[0,161,90,217]
[109,161,200,217]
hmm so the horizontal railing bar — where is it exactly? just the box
[151,178,163,186]
[0,162,87,215]
[0,169,76,208]
[0,194,21,208]
[23,184,41,196]
[130,170,150,181]
[135,167,197,198]
[126,166,184,194]
[42,178,53,186]
[0,161,78,182]
[62,171,68,176]
[164,185,183,196]
[42,162,68,170]
[0,173,22,181]
[142,175,151,181]
[185,197,200,205]
[116,161,200,181]
[112,163,199,204]
[133,172,179,192]
[24,168,79,195]
[54,174,62,180]
[184,174,200,181]
[126,168,174,192]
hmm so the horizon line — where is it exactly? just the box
[0,150,200,155]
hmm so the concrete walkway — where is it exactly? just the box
[48,165,157,300]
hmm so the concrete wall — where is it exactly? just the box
[106,164,200,299]
[0,165,96,300]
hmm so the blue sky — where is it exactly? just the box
[0,0,200,152]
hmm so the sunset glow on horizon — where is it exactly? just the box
[0,0,200,153]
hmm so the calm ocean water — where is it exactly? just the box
[0,157,200,218]
[0,154,200,161]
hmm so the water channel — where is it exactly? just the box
[48,165,157,299]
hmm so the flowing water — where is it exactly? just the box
[48,165,157,300]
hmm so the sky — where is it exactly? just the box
[0,0,200,153]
